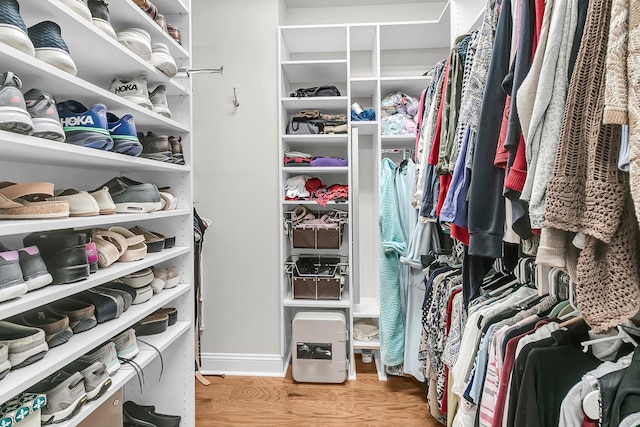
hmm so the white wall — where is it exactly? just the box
[193,0,283,373]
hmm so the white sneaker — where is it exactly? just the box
[149,43,177,77]
[149,84,171,118]
[59,0,92,22]
[116,28,152,61]
[46,189,100,217]
[89,186,116,215]
[109,74,153,110]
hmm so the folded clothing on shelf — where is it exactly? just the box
[380,90,419,136]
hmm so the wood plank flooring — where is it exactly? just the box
[196,357,443,426]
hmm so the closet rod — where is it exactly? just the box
[179,66,224,77]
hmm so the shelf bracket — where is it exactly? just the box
[179,66,224,77]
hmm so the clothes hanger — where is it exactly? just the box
[559,273,579,320]
[581,324,639,353]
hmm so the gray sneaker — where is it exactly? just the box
[109,74,153,110]
[0,72,34,134]
[23,89,65,141]
[62,360,112,401]
[79,341,120,374]
[0,250,28,303]
[0,343,9,380]
[149,84,172,118]
[28,370,87,425]
[0,321,48,369]
[95,176,162,213]
[111,329,139,359]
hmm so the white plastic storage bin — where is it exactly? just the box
[291,311,348,383]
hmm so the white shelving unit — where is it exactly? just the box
[278,11,450,381]
[0,0,194,425]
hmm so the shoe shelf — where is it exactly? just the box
[57,320,191,427]
[281,60,348,84]
[380,76,432,97]
[381,134,416,148]
[283,288,351,308]
[20,0,188,97]
[282,134,349,147]
[282,166,349,174]
[0,283,190,405]
[351,121,378,135]
[109,1,190,60]
[282,200,349,206]
[350,78,377,97]
[0,130,189,173]
[0,209,190,237]
[353,337,380,350]
[281,96,349,112]
[0,247,190,320]
[0,45,189,134]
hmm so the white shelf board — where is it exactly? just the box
[109,1,190,60]
[283,166,349,174]
[57,321,191,427]
[283,289,351,308]
[0,208,190,237]
[353,338,380,350]
[350,24,377,51]
[351,78,377,97]
[0,284,190,405]
[282,134,349,146]
[351,121,378,135]
[0,247,190,320]
[353,296,380,318]
[280,25,348,54]
[282,60,348,84]
[20,0,188,96]
[0,130,190,172]
[380,76,432,96]
[379,8,451,50]
[282,96,349,111]
[381,134,416,148]
[0,45,189,134]
[283,200,348,206]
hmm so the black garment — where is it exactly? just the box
[462,246,494,309]
[568,0,590,79]
[506,321,592,427]
[611,346,640,426]
[513,345,600,427]
[467,0,512,258]
[503,0,535,240]
[599,369,627,427]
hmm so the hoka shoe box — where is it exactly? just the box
[0,393,46,427]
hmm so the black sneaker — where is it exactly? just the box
[87,0,117,40]
[23,230,90,285]
[0,72,34,134]
[0,0,35,56]
[123,401,180,427]
[23,89,65,141]
[27,21,78,75]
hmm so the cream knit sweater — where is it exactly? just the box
[603,0,640,223]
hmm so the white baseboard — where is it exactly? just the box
[200,353,286,377]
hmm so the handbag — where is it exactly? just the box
[290,85,341,98]
[286,117,325,134]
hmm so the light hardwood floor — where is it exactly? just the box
[196,357,443,426]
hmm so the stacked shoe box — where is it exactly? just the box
[0,393,46,427]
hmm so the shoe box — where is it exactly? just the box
[0,392,47,427]
[77,386,122,427]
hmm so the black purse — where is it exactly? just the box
[290,85,341,98]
